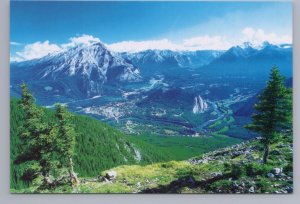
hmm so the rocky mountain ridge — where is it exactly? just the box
[11,42,141,98]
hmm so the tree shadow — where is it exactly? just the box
[140,173,232,194]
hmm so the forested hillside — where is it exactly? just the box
[10,99,171,190]
[12,131,293,194]
[11,98,241,190]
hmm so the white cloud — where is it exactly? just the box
[15,41,62,61]
[11,30,292,62]
[107,39,182,53]
[241,27,292,46]
[107,35,231,53]
[61,34,101,49]
[183,35,231,50]
[12,34,101,62]
[10,42,22,46]
[10,56,24,62]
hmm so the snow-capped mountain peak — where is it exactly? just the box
[240,41,254,49]
[11,42,141,98]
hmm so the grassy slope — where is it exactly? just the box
[79,132,292,194]
[13,131,292,193]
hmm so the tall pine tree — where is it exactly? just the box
[246,66,292,164]
[54,104,79,186]
[16,83,56,187]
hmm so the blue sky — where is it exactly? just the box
[10,1,292,61]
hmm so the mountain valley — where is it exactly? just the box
[10,41,292,139]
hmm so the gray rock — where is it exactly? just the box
[267,173,275,178]
[105,170,117,180]
[272,167,283,175]
[275,191,281,194]
[211,172,222,177]
[249,186,255,193]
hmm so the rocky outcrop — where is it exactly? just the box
[192,95,208,114]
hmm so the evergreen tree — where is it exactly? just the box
[16,83,56,187]
[54,104,79,186]
[246,66,292,164]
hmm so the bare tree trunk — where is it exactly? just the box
[263,144,270,164]
[68,157,80,187]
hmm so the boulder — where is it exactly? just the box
[272,167,283,175]
[105,171,117,180]
[211,172,222,177]
[267,173,275,178]
[249,186,255,193]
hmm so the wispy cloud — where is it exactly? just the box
[107,35,231,53]
[61,34,101,49]
[10,42,22,46]
[182,35,231,51]
[107,39,181,53]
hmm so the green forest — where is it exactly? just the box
[10,97,171,189]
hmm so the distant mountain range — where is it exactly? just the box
[10,41,292,100]
[200,42,292,77]
[121,41,292,77]
[121,49,224,75]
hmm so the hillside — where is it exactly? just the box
[12,130,292,194]
[10,99,171,190]
[90,131,293,194]
[11,98,241,190]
